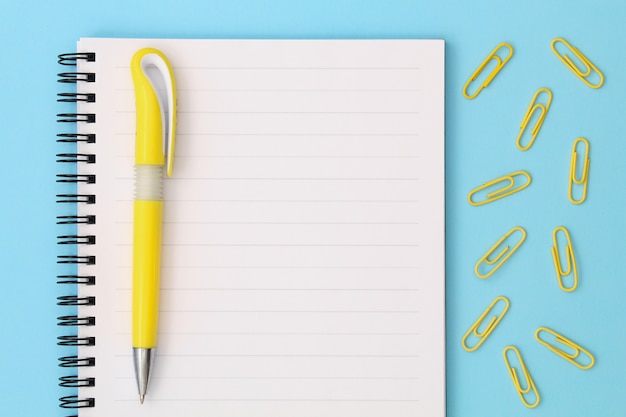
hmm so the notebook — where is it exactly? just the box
[56,37,445,417]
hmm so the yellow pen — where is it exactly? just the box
[130,47,177,404]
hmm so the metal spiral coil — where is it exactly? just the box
[57,51,97,412]
[58,53,95,66]
[56,133,96,144]
[57,235,96,245]
[58,355,96,368]
[59,395,95,409]
[56,174,96,184]
[57,275,96,285]
[57,316,96,327]
[56,215,96,225]
[57,72,96,83]
[59,375,96,387]
[57,92,96,103]
[57,295,96,306]
[57,255,96,265]
[56,194,96,204]
[57,113,96,123]
[57,335,96,347]
[56,153,96,164]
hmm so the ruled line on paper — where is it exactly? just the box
[115,353,422,357]
[115,399,422,403]
[116,64,424,68]
[122,376,422,380]
[113,332,422,336]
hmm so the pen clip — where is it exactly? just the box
[131,48,177,177]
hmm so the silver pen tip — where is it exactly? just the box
[134,348,155,405]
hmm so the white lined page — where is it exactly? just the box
[76,38,444,417]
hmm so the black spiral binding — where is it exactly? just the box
[56,51,96,414]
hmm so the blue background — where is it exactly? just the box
[1,0,625,416]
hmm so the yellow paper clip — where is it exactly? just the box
[551,226,578,292]
[468,170,531,206]
[503,346,540,408]
[461,296,510,352]
[516,88,553,151]
[569,137,590,204]
[535,326,595,370]
[463,42,514,99]
[475,227,526,279]
[551,38,604,89]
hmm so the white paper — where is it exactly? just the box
[74,38,445,417]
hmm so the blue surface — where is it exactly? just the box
[1,0,625,416]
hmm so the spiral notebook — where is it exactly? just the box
[56,37,445,417]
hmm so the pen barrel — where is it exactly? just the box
[132,165,164,349]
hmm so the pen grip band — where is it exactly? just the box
[135,165,163,200]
